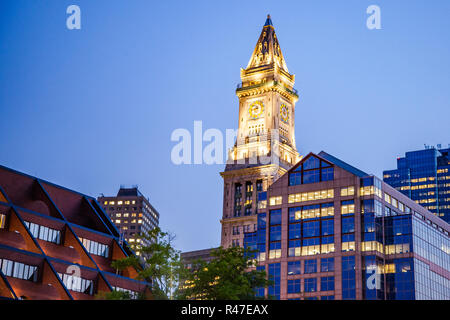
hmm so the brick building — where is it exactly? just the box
[0,165,150,300]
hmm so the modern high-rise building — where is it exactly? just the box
[383,146,450,224]
[98,187,159,251]
[220,16,450,300]
[220,15,301,249]
[244,151,450,300]
[0,165,150,300]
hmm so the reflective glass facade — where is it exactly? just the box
[248,152,450,300]
[384,147,450,223]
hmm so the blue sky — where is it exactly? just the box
[1,0,449,252]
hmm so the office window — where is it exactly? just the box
[269,226,281,242]
[288,189,334,204]
[303,220,320,238]
[288,240,301,257]
[341,186,355,197]
[341,200,355,214]
[321,219,334,236]
[0,213,6,229]
[269,196,282,206]
[287,279,301,293]
[342,256,356,299]
[270,210,282,225]
[391,198,398,208]
[289,156,334,186]
[321,258,335,272]
[321,276,335,291]
[256,180,263,192]
[79,237,109,258]
[0,259,38,282]
[268,263,281,299]
[289,223,301,239]
[342,217,355,233]
[287,261,301,275]
[58,272,94,295]
[304,278,317,292]
[24,221,61,244]
[304,259,317,274]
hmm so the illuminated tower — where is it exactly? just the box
[220,15,301,248]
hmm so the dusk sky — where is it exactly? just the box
[1,0,449,253]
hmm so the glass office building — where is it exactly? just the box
[243,151,450,300]
[383,147,450,224]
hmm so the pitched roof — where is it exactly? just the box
[246,15,288,72]
[318,151,369,177]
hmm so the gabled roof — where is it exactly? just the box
[318,151,369,177]
[287,151,369,178]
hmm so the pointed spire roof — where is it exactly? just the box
[264,14,273,26]
[246,15,288,72]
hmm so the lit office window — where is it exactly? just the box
[0,259,38,282]
[79,237,109,258]
[269,196,282,206]
[384,193,391,204]
[341,186,355,197]
[0,213,6,229]
[391,198,398,208]
[24,221,61,244]
[288,189,334,204]
[58,272,94,295]
[341,200,355,215]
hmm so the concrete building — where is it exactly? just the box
[383,146,450,224]
[0,165,150,300]
[98,187,159,252]
[181,248,217,270]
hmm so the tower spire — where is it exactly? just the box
[264,14,273,26]
[246,14,288,72]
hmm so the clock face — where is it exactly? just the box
[248,101,264,120]
[280,104,289,123]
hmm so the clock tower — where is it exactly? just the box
[220,15,301,248]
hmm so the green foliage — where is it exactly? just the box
[177,246,271,300]
[110,227,188,300]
